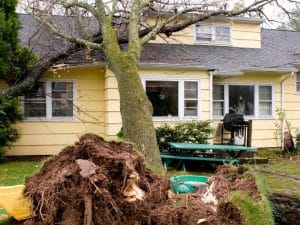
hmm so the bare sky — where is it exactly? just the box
[17,0,299,28]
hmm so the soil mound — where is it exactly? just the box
[22,134,169,225]
[16,134,262,225]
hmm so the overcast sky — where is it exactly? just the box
[17,0,299,28]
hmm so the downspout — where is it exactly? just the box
[280,72,294,150]
[209,71,214,144]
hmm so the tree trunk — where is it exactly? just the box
[109,53,163,172]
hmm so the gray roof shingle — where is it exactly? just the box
[140,29,300,73]
[19,14,300,73]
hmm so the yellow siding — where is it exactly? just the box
[5,67,299,155]
[150,20,261,48]
[7,67,106,156]
[282,75,300,134]
[232,23,261,48]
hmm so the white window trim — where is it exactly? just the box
[294,72,300,94]
[193,23,232,46]
[23,79,77,121]
[142,77,201,121]
[213,83,274,120]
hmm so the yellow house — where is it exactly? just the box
[4,14,300,156]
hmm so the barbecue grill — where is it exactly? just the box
[221,113,252,146]
[223,113,244,132]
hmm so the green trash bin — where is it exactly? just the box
[170,175,209,194]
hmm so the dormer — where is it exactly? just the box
[150,16,263,48]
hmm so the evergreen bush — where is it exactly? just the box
[156,120,213,151]
[0,97,22,160]
[0,0,37,160]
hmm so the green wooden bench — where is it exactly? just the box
[160,142,256,171]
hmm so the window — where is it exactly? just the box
[213,84,273,118]
[295,72,300,93]
[213,85,224,116]
[229,85,254,115]
[24,82,46,117]
[144,79,200,119]
[259,86,272,116]
[195,24,231,44]
[24,81,75,119]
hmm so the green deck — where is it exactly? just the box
[168,142,256,152]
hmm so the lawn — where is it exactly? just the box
[0,160,44,186]
[0,159,44,224]
[252,156,300,198]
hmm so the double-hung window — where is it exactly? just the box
[195,24,231,45]
[144,79,200,119]
[213,84,273,118]
[24,80,75,119]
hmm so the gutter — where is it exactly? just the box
[212,71,243,76]
[242,67,298,74]
[139,63,214,71]
[209,70,215,145]
[280,72,294,150]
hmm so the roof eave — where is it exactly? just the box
[139,63,214,71]
[212,71,244,76]
[242,67,298,74]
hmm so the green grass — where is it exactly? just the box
[0,160,43,186]
[0,208,11,225]
[228,171,275,225]
[0,160,43,224]
[256,157,300,176]
[252,156,300,198]
[255,148,283,158]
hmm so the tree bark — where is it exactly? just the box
[109,53,163,172]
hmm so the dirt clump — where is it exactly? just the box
[209,165,260,201]
[21,134,169,225]
[16,134,261,225]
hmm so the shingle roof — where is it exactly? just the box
[140,29,300,73]
[19,14,300,73]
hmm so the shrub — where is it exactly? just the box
[0,97,22,160]
[156,120,213,151]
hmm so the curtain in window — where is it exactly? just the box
[52,82,74,117]
[184,81,198,116]
[213,85,224,116]
[259,86,272,116]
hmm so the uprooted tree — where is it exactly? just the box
[1,0,298,170]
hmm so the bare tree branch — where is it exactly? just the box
[0,44,82,97]
[31,13,102,49]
